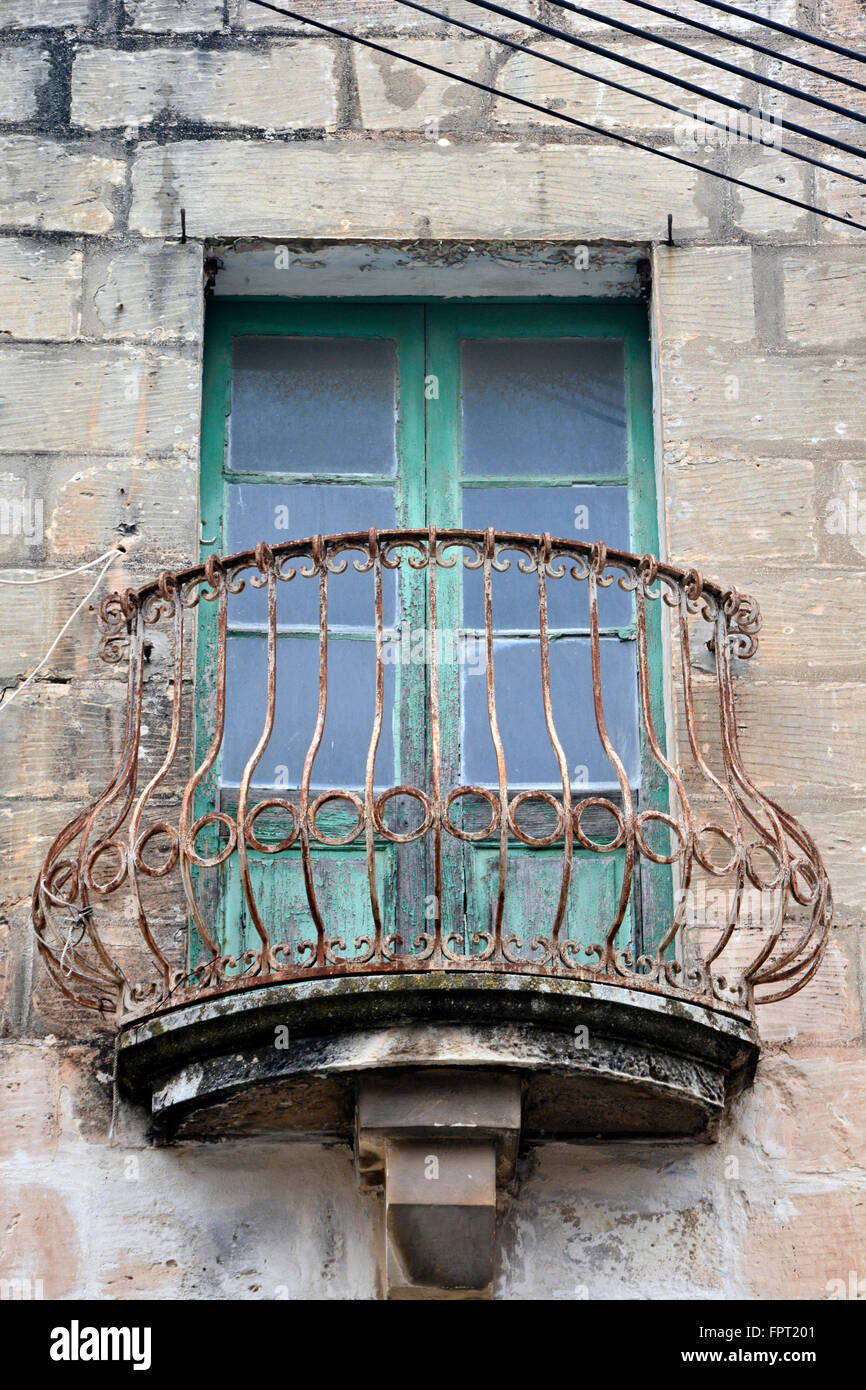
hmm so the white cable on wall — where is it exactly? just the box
[0,545,123,585]
[0,546,126,715]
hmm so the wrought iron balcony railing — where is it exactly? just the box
[31,529,831,1025]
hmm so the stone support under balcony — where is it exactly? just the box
[116,972,758,1145]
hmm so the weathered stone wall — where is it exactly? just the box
[1,0,864,1299]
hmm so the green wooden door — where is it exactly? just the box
[200,302,428,968]
[423,304,667,962]
[199,299,667,971]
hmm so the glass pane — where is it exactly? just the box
[226,482,397,628]
[229,336,398,475]
[223,635,396,790]
[460,338,626,477]
[461,485,632,631]
[461,636,640,789]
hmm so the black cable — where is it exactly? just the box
[456,0,866,163]
[616,0,866,96]
[242,0,866,233]
[397,0,866,189]
[544,0,866,131]
[658,0,866,65]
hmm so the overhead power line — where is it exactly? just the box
[655,0,866,66]
[613,0,866,95]
[397,0,866,190]
[242,0,866,234]
[448,0,866,166]
[543,0,866,131]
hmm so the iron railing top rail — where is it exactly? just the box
[32,529,831,1026]
[124,528,750,621]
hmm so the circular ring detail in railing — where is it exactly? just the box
[573,797,627,853]
[84,839,128,894]
[309,791,365,846]
[508,790,566,847]
[42,858,80,908]
[203,554,224,599]
[635,811,686,866]
[373,786,434,844]
[133,823,179,878]
[443,786,501,842]
[186,812,238,868]
[243,799,299,854]
[790,856,820,906]
[745,839,784,891]
[694,823,740,878]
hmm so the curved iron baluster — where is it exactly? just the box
[30,529,830,1025]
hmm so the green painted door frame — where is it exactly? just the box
[197,297,670,969]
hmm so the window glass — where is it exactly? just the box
[461,484,632,632]
[460,338,626,478]
[223,635,396,790]
[229,336,398,475]
[457,333,636,787]
[215,316,643,798]
[226,481,397,629]
[460,636,640,790]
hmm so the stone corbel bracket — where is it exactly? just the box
[116,973,759,1299]
[356,1071,522,1299]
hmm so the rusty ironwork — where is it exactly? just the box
[31,529,832,1024]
